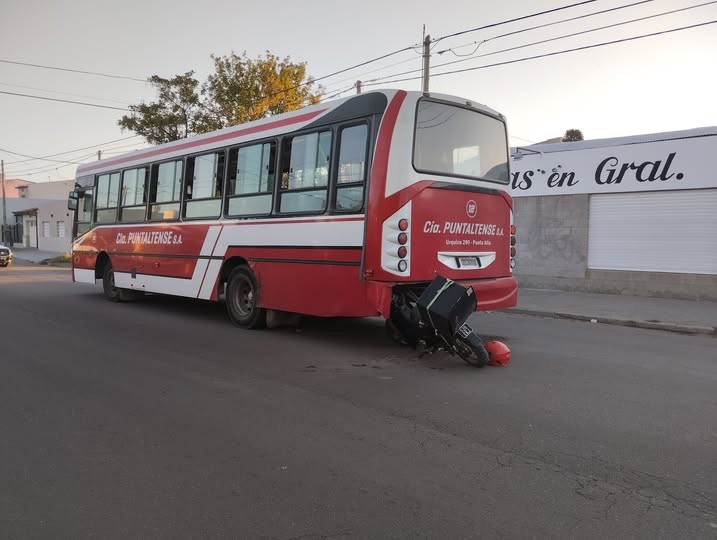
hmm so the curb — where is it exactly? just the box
[506,308,716,336]
[14,257,70,266]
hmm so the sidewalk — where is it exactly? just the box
[10,247,68,265]
[508,288,717,336]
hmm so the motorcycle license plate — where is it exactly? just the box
[458,256,479,268]
[457,324,473,339]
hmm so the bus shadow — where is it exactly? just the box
[83,291,490,371]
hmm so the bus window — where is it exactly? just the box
[95,172,120,223]
[149,160,183,221]
[226,142,276,217]
[413,100,509,184]
[334,124,368,212]
[279,130,331,214]
[76,188,94,236]
[119,167,148,222]
[184,152,224,219]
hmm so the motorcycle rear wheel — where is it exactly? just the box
[455,335,490,368]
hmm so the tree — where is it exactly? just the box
[562,129,584,142]
[119,52,323,144]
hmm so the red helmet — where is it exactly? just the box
[485,340,510,367]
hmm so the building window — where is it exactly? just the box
[226,142,276,217]
[279,130,332,214]
[184,152,224,219]
[57,221,66,238]
[149,160,183,221]
[42,221,51,238]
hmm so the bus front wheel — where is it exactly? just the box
[226,265,266,329]
[102,261,121,302]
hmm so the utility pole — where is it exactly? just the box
[422,32,431,93]
[356,80,362,94]
[1,159,6,244]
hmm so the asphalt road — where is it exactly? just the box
[1,262,715,539]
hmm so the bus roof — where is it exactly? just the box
[75,89,505,178]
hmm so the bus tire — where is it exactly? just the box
[102,260,121,302]
[226,265,266,329]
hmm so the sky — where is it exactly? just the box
[1,0,715,182]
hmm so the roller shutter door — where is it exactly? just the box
[588,189,717,274]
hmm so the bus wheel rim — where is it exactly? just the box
[233,276,254,318]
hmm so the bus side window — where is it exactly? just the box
[279,130,332,214]
[184,151,224,219]
[334,124,368,212]
[226,141,276,217]
[149,160,183,221]
[119,167,149,222]
[95,172,121,223]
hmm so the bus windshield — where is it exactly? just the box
[413,100,509,184]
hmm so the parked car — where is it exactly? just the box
[0,244,13,267]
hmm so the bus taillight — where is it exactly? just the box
[509,212,516,271]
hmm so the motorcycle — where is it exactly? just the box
[386,277,490,368]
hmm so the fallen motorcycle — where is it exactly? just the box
[386,276,509,368]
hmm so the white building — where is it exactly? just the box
[510,127,717,300]
[2,179,75,253]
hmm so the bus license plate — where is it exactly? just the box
[458,257,479,268]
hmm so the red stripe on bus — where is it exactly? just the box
[78,109,327,175]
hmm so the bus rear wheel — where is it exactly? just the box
[226,265,266,329]
[102,261,121,302]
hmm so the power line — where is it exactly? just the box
[1,136,141,165]
[182,45,421,113]
[363,20,717,86]
[0,58,147,82]
[510,135,538,144]
[1,45,419,114]
[368,1,716,81]
[0,90,129,111]
[0,81,136,106]
[6,153,99,176]
[323,85,358,100]
[312,46,419,85]
[0,147,86,165]
[318,55,422,93]
[4,141,149,173]
[431,0,600,43]
[436,0,657,56]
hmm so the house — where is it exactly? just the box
[2,179,75,253]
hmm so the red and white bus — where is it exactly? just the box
[69,89,517,347]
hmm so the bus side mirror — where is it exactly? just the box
[68,191,78,211]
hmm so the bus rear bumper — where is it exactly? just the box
[457,276,518,312]
[367,276,517,319]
